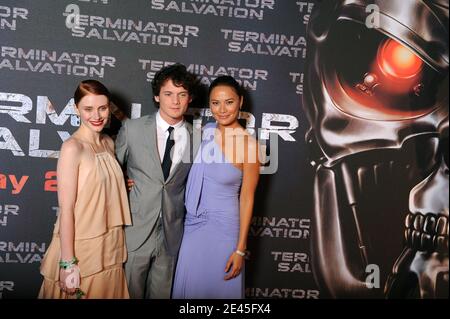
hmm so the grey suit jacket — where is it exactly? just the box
[115,113,195,256]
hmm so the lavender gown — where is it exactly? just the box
[172,123,244,299]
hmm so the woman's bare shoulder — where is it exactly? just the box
[61,136,84,153]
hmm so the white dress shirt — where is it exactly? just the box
[155,111,189,175]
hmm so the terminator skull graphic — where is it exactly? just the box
[303,0,448,298]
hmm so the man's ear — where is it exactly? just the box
[154,96,160,103]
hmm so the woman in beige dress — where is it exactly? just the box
[38,80,131,299]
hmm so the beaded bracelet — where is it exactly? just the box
[59,256,79,270]
[75,288,85,299]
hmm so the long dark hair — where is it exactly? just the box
[208,75,243,98]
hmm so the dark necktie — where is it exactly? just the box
[161,126,175,181]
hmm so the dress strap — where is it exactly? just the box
[100,136,112,155]
[87,141,98,153]
[185,146,205,216]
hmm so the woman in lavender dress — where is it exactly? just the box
[172,76,261,299]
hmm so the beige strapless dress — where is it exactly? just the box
[38,140,131,299]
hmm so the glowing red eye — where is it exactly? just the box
[377,39,423,79]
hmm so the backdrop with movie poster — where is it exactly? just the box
[0,0,448,299]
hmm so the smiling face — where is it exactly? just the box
[154,79,191,125]
[76,94,110,133]
[209,85,243,127]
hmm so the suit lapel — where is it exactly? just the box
[143,113,164,183]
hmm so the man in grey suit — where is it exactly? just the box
[115,64,196,299]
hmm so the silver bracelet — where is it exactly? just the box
[235,249,246,257]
